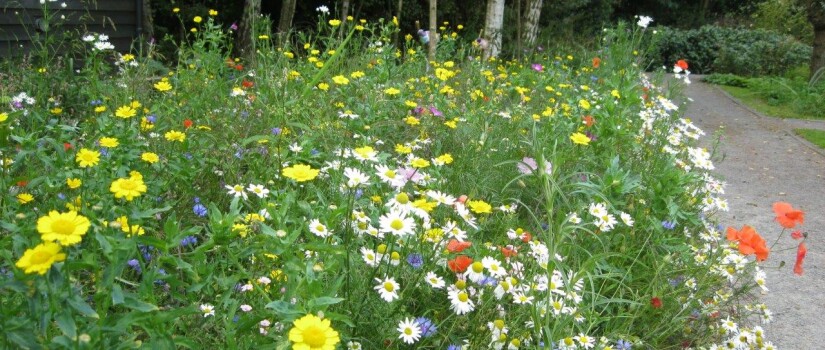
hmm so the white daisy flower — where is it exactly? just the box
[200,303,215,317]
[361,247,379,267]
[426,190,456,206]
[308,219,332,238]
[482,256,507,278]
[374,276,400,302]
[425,271,446,289]
[344,167,370,188]
[619,212,634,226]
[225,184,248,199]
[397,318,422,344]
[588,202,607,218]
[379,210,416,236]
[246,184,269,198]
[448,288,475,315]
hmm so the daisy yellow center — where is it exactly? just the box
[385,170,396,178]
[404,328,413,335]
[51,218,76,236]
[30,250,53,264]
[316,225,325,232]
[234,186,243,191]
[458,292,469,302]
[390,219,404,230]
[383,282,395,292]
[302,325,327,347]
[395,193,409,204]
[472,262,483,273]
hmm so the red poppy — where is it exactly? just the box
[446,239,472,253]
[791,230,804,240]
[773,202,804,229]
[592,57,601,68]
[501,245,517,258]
[16,180,28,187]
[675,59,688,71]
[242,79,254,88]
[63,142,72,151]
[447,255,472,273]
[794,242,807,276]
[520,231,532,243]
[183,119,193,129]
[582,115,595,127]
[234,64,244,71]
[726,225,770,261]
[651,297,662,309]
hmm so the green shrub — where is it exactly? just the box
[651,25,811,76]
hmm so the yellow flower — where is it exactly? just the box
[154,80,173,92]
[578,99,591,110]
[288,314,340,350]
[0,112,8,122]
[395,144,412,154]
[410,158,430,168]
[611,89,621,99]
[50,107,62,115]
[233,223,250,238]
[384,87,401,95]
[140,117,154,131]
[115,105,137,118]
[173,7,180,13]
[282,164,320,182]
[15,242,66,275]
[435,153,454,165]
[467,200,492,214]
[318,83,330,91]
[99,137,119,148]
[141,152,159,164]
[122,224,145,236]
[208,9,218,16]
[94,106,107,113]
[284,51,294,59]
[570,132,591,145]
[350,71,365,79]
[403,116,420,126]
[332,75,349,85]
[66,178,82,189]
[110,173,148,201]
[75,148,101,168]
[37,210,91,246]
[329,19,342,27]
[17,193,34,204]
[193,16,203,23]
[190,28,197,33]
[165,130,186,142]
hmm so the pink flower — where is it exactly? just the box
[517,157,552,175]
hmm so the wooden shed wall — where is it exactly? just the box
[0,0,138,57]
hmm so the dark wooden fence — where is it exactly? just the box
[0,0,140,57]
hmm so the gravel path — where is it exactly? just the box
[685,79,825,349]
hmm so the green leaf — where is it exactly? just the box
[7,329,42,349]
[308,297,344,308]
[54,311,77,338]
[123,295,159,312]
[265,300,304,318]
[112,284,124,305]
[67,295,99,319]
[131,206,172,219]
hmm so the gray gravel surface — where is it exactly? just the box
[684,79,825,349]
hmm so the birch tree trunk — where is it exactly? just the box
[428,0,437,61]
[522,0,543,49]
[483,0,505,60]
[339,0,351,38]
[235,0,261,61]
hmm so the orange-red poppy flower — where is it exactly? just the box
[582,115,595,127]
[183,119,193,129]
[447,255,472,273]
[794,242,807,276]
[651,297,662,309]
[592,57,601,69]
[791,230,804,240]
[726,225,769,261]
[773,202,804,229]
[446,239,472,253]
[520,231,532,243]
[675,59,688,71]
[501,245,517,258]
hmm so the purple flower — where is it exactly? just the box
[517,157,552,175]
[146,115,156,123]
[180,235,198,247]
[662,220,676,230]
[616,339,632,350]
[271,127,282,135]
[406,253,423,269]
[531,63,543,72]
[415,317,437,337]
[428,106,443,117]
[127,259,141,273]
[193,203,207,217]
[229,22,238,31]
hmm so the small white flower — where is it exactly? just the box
[240,304,252,312]
[308,219,332,238]
[257,276,271,285]
[397,318,422,344]
[316,5,329,14]
[619,212,634,226]
[425,271,446,289]
[637,15,653,28]
[200,303,215,317]
[374,276,400,302]
[246,184,269,198]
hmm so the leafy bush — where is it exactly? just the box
[651,25,811,76]
[705,72,825,119]
[703,73,751,87]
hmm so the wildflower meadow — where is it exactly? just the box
[0,7,811,350]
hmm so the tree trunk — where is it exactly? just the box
[428,0,437,61]
[483,0,505,60]
[235,0,261,61]
[276,0,297,44]
[393,0,403,47]
[515,0,522,58]
[141,0,154,41]
[806,1,825,79]
[522,0,542,50]
[339,0,351,38]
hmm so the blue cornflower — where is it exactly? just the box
[447,345,462,350]
[310,149,320,156]
[415,317,437,337]
[193,203,207,217]
[407,253,423,269]
[180,235,198,247]
[354,188,364,199]
[127,259,141,273]
[146,115,156,123]
[271,127,282,135]
[616,339,632,350]
[662,220,676,230]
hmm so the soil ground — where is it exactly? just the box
[684,78,825,349]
